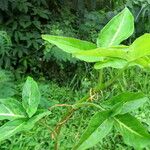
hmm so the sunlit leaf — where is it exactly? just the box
[115,114,150,149]
[22,76,41,118]
[73,111,113,150]
[74,47,127,62]
[97,7,134,47]
[128,33,150,61]
[0,119,26,142]
[0,98,27,120]
[42,35,97,53]
[94,58,127,69]
[102,92,148,114]
[134,56,150,70]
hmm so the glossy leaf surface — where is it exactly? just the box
[94,58,127,69]
[42,35,97,53]
[0,98,27,120]
[22,77,41,118]
[73,111,113,150]
[102,92,148,114]
[0,119,26,142]
[128,34,150,61]
[115,114,150,149]
[97,7,134,47]
[74,47,127,61]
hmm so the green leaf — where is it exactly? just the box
[74,47,127,62]
[74,55,103,62]
[94,56,150,70]
[42,35,97,53]
[133,56,150,71]
[23,110,51,131]
[22,76,41,118]
[97,7,134,47]
[102,92,148,114]
[94,58,127,69]
[73,111,113,150]
[115,114,150,149]
[0,119,26,142]
[128,34,150,61]
[0,98,27,120]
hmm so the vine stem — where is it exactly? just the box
[53,64,129,150]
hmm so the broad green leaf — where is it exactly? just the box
[128,56,150,71]
[42,35,101,62]
[93,46,129,69]
[23,110,51,131]
[73,111,113,150]
[73,55,103,62]
[128,34,150,61]
[110,102,124,117]
[0,119,26,142]
[94,57,150,70]
[0,98,27,120]
[42,35,97,53]
[74,47,128,62]
[94,58,127,69]
[22,76,41,118]
[102,92,148,114]
[115,113,150,149]
[134,56,150,71]
[97,7,134,47]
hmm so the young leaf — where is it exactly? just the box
[97,7,134,47]
[115,113,150,149]
[73,111,113,150]
[23,110,51,131]
[22,76,41,118]
[0,119,26,142]
[42,35,97,53]
[102,92,148,114]
[128,33,150,61]
[0,98,27,120]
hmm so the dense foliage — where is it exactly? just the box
[0,0,149,77]
[0,0,150,149]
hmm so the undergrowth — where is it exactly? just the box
[0,68,149,150]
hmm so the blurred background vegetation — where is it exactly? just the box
[0,0,149,81]
[0,0,150,149]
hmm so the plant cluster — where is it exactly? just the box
[42,7,150,149]
[0,7,150,150]
[0,0,149,78]
[0,77,51,142]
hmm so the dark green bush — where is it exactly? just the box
[0,0,149,78]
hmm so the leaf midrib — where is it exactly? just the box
[0,113,25,118]
[114,118,144,138]
[0,123,24,141]
[77,119,108,149]
[108,12,126,46]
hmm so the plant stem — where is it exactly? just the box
[74,102,104,110]
[98,69,103,85]
[53,64,129,150]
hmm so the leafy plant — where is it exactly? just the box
[0,76,51,141]
[0,7,150,149]
[42,7,150,149]
[0,0,79,74]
